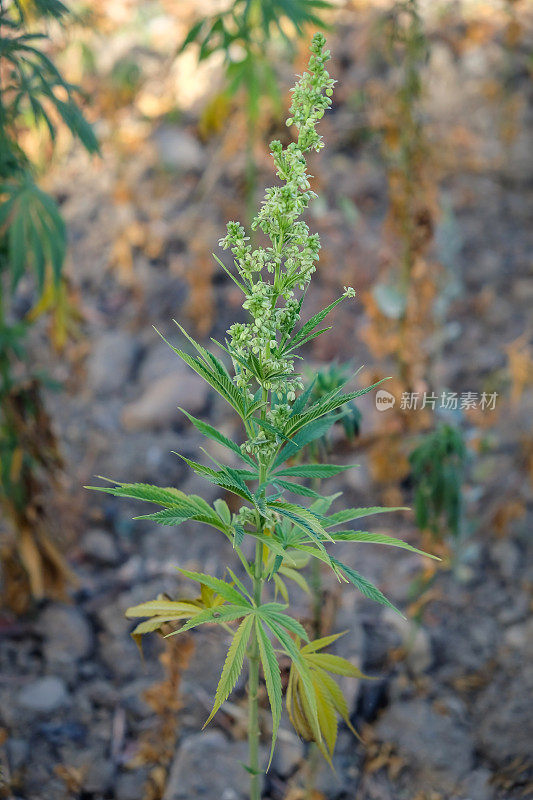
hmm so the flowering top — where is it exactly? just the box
[219,34,338,463]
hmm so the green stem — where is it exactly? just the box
[248,539,263,800]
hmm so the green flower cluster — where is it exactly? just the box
[219,33,336,462]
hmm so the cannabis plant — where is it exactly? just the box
[409,423,467,545]
[0,0,98,606]
[90,36,434,797]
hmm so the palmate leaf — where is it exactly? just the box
[85,480,192,508]
[256,620,283,766]
[329,530,439,559]
[282,296,345,354]
[1,174,66,292]
[86,480,230,534]
[256,603,309,642]
[155,329,247,420]
[204,615,254,727]
[174,454,255,503]
[285,381,388,438]
[270,501,332,542]
[166,604,252,637]
[272,413,344,468]
[286,631,363,762]
[177,568,250,606]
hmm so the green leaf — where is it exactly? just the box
[175,455,255,503]
[274,464,354,479]
[125,600,201,619]
[179,408,256,468]
[324,506,408,528]
[306,653,367,678]
[271,502,334,544]
[329,531,439,559]
[284,296,345,353]
[177,569,250,606]
[264,618,321,743]
[85,480,191,508]
[330,557,402,616]
[272,479,322,499]
[167,604,251,636]
[256,620,283,766]
[204,615,254,727]
[257,604,309,642]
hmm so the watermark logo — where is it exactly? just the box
[375,389,396,411]
[374,389,499,412]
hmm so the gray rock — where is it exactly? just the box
[17,676,69,714]
[121,372,208,431]
[375,698,473,790]
[382,610,432,675]
[152,126,204,172]
[455,768,495,800]
[139,339,182,386]
[98,635,142,681]
[272,730,304,777]
[81,528,121,566]
[39,604,93,665]
[6,738,29,772]
[116,770,150,800]
[475,667,533,762]
[163,732,251,800]
[82,758,114,794]
[88,331,138,396]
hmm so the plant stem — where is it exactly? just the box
[248,539,263,800]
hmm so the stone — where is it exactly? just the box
[382,609,432,675]
[6,738,29,772]
[82,758,114,794]
[456,768,495,800]
[39,604,93,664]
[116,770,150,800]
[475,667,533,762]
[17,677,69,714]
[152,126,204,172]
[375,698,473,790]
[81,528,121,566]
[272,729,304,777]
[121,372,208,431]
[139,340,182,386]
[163,732,252,800]
[88,331,138,396]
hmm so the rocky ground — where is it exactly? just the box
[1,5,532,800]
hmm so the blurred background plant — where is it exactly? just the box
[178,0,333,219]
[0,0,98,610]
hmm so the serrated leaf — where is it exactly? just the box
[256,620,282,767]
[177,569,250,606]
[330,557,402,616]
[204,615,253,727]
[274,464,354,479]
[324,506,408,528]
[306,653,368,678]
[179,408,256,468]
[125,599,200,619]
[329,530,439,559]
[166,604,252,636]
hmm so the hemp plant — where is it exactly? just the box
[89,36,434,798]
[0,0,98,607]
